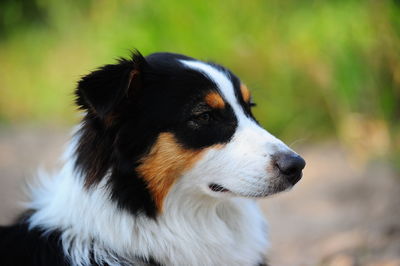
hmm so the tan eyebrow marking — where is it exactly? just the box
[204,92,226,109]
[240,84,251,103]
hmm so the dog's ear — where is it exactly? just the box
[75,51,145,120]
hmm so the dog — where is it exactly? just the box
[0,51,305,266]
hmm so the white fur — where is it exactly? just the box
[25,61,296,266]
[27,133,268,266]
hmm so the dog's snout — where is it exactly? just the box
[273,152,306,185]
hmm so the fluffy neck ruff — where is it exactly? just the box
[26,135,268,266]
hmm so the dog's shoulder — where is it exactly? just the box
[0,222,68,266]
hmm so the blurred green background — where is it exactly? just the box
[0,0,399,163]
[1,2,400,264]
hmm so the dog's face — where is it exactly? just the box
[75,52,305,216]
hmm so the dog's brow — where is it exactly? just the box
[240,84,251,102]
[205,92,225,109]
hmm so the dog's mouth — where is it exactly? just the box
[209,183,230,193]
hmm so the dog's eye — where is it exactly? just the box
[187,112,212,128]
[189,112,212,126]
[196,112,211,123]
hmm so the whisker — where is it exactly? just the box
[288,138,307,148]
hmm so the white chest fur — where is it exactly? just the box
[139,190,269,266]
[27,160,268,266]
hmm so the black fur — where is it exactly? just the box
[74,52,243,218]
[0,222,68,266]
[75,51,145,119]
[0,222,164,266]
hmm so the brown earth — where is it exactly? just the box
[0,126,399,266]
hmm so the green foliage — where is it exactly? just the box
[0,0,399,154]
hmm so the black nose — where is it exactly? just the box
[274,152,306,185]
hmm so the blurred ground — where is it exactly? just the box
[0,126,399,266]
[262,144,400,266]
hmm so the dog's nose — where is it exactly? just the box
[274,152,306,185]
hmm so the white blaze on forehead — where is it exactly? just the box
[180,60,248,123]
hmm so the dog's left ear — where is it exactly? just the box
[75,51,145,120]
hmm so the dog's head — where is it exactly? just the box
[75,51,305,217]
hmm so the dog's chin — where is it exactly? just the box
[208,180,293,198]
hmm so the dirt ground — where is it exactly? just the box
[0,126,399,266]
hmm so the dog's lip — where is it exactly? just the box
[209,183,230,193]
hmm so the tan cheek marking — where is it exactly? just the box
[240,84,251,103]
[137,133,206,212]
[205,92,225,109]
